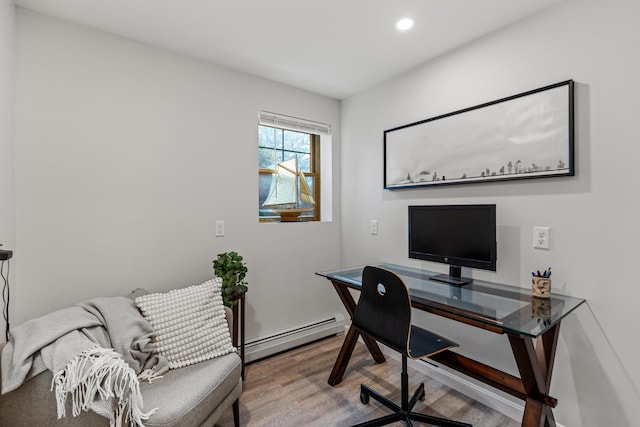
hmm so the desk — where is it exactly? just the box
[316,263,585,427]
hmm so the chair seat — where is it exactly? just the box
[408,325,459,360]
[141,352,242,427]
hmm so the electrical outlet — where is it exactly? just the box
[215,220,225,237]
[370,220,378,235]
[533,226,550,249]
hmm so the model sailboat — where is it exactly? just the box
[262,157,315,221]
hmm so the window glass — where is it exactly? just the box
[258,125,319,221]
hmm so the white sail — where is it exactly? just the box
[299,169,315,206]
[263,158,298,207]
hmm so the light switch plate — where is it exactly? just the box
[215,220,225,237]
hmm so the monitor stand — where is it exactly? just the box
[430,265,473,286]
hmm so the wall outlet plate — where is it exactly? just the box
[533,226,550,249]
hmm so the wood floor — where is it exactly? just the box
[217,334,519,427]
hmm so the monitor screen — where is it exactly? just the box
[408,204,496,285]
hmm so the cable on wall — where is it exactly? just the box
[1,259,9,342]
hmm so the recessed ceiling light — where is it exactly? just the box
[396,17,415,31]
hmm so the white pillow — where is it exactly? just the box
[135,278,235,369]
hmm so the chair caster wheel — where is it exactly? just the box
[360,391,370,404]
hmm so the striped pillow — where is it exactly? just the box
[135,278,235,369]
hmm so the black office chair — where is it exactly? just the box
[351,266,472,427]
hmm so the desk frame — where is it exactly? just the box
[328,278,560,427]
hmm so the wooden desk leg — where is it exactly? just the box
[328,324,360,385]
[328,280,386,386]
[509,323,560,427]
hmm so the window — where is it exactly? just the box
[258,126,320,221]
[258,112,327,222]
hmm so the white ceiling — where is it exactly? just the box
[13,0,563,99]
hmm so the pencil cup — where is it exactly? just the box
[532,277,551,299]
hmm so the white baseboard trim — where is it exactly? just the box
[244,314,346,363]
[380,346,567,427]
[407,353,523,422]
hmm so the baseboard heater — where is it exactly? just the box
[244,314,346,363]
[375,343,524,423]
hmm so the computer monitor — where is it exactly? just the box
[408,204,496,285]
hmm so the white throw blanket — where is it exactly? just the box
[1,296,170,427]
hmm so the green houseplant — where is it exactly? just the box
[213,251,248,307]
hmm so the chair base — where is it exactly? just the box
[352,383,472,427]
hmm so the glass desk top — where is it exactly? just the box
[317,263,586,338]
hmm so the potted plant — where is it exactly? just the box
[213,251,248,307]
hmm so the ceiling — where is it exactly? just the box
[14,0,563,99]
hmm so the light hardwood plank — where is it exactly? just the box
[217,335,519,426]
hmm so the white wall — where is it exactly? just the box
[13,9,343,343]
[0,0,15,343]
[341,0,639,425]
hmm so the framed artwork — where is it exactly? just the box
[384,80,574,189]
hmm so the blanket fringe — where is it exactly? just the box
[51,347,157,427]
[137,368,163,384]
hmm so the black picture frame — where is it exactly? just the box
[384,80,574,189]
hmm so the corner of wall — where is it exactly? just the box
[0,0,16,344]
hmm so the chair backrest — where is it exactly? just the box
[352,266,412,355]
